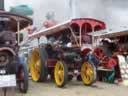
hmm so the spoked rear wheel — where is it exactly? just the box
[54,61,68,87]
[29,48,47,82]
[81,61,96,85]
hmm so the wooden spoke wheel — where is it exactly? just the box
[81,61,96,85]
[29,48,47,82]
[54,61,68,87]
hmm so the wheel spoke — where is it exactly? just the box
[81,61,94,85]
[54,61,66,87]
[30,49,43,81]
[35,59,41,73]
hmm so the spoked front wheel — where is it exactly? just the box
[81,61,96,86]
[54,61,68,87]
[18,64,28,93]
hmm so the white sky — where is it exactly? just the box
[4,0,128,30]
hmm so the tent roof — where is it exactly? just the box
[10,5,33,16]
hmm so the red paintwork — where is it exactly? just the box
[0,47,16,56]
[47,59,57,67]
[107,58,118,69]
[94,48,118,68]
[43,21,57,28]
[82,48,92,56]
[70,18,106,31]
[94,48,105,59]
[93,48,108,67]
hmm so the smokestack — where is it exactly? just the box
[0,0,4,10]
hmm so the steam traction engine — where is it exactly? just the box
[0,11,32,93]
[29,18,106,87]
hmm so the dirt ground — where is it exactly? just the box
[17,79,128,96]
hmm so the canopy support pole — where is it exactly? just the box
[92,27,95,48]
[17,18,20,45]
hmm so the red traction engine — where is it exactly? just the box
[29,18,106,87]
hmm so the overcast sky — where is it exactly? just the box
[5,0,128,30]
